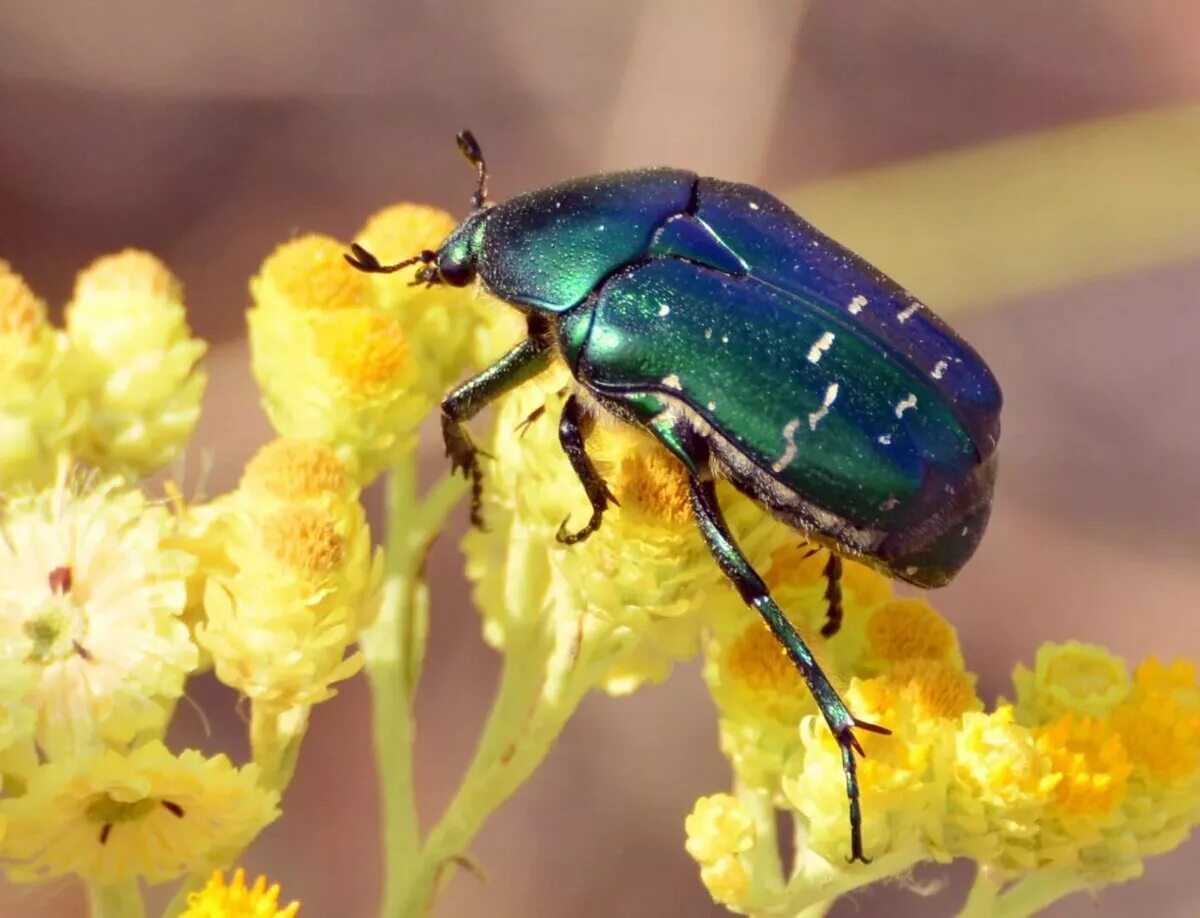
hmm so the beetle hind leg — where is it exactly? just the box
[556,394,618,545]
[649,411,887,863]
[689,474,888,863]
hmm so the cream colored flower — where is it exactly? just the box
[0,472,197,757]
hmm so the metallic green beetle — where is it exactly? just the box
[347,131,1002,863]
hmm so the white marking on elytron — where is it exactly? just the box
[931,359,949,380]
[771,417,802,473]
[896,301,922,323]
[808,382,839,430]
[706,401,717,411]
[806,331,835,364]
[596,224,606,232]
[749,201,760,211]
[661,374,683,390]
[880,497,899,511]
[658,303,671,317]
[704,328,713,340]
[961,526,970,537]
[894,393,917,418]
[848,294,867,315]
[721,334,730,344]
[877,434,892,445]
[905,565,918,577]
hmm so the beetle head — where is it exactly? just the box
[345,131,492,287]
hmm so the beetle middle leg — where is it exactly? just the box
[442,333,553,527]
[646,413,888,864]
[820,552,844,638]
[556,394,618,545]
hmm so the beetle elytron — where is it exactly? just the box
[346,132,1002,863]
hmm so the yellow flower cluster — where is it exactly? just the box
[199,438,381,708]
[686,560,1200,912]
[0,254,205,487]
[0,237,398,899]
[463,366,796,694]
[248,204,487,484]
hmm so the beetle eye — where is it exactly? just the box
[437,255,473,287]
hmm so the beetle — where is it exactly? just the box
[346,131,1002,864]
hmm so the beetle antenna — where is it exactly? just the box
[456,129,488,209]
[344,242,434,275]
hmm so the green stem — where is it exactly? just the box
[735,781,784,895]
[363,463,468,918]
[87,880,144,918]
[992,868,1089,918]
[959,863,1004,917]
[765,849,920,916]
[399,613,622,915]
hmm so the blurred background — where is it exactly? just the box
[2,1,1199,915]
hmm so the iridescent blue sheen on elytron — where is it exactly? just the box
[576,258,977,531]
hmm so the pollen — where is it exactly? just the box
[1114,692,1200,782]
[74,249,182,301]
[613,443,693,527]
[725,620,818,696]
[313,310,410,396]
[358,203,457,264]
[884,659,979,720]
[260,505,346,578]
[0,261,47,340]
[867,597,957,664]
[242,439,351,501]
[263,234,371,312]
[1035,713,1132,817]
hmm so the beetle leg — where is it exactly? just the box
[442,335,554,527]
[673,425,888,865]
[820,552,844,638]
[556,394,618,545]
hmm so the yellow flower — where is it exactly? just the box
[1012,641,1132,724]
[947,706,1059,868]
[66,250,207,475]
[0,262,82,489]
[703,616,829,794]
[198,441,379,708]
[182,868,300,918]
[684,794,757,910]
[249,235,434,484]
[0,472,197,757]
[0,742,278,884]
[354,203,478,394]
[864,597,963,672]
[1116,657,1200,774]
[1035,713,1132,819]
[783,671,956,862]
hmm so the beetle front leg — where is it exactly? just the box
[442,334,554,527]
[681,447,888,864]
[556,394,618,545]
